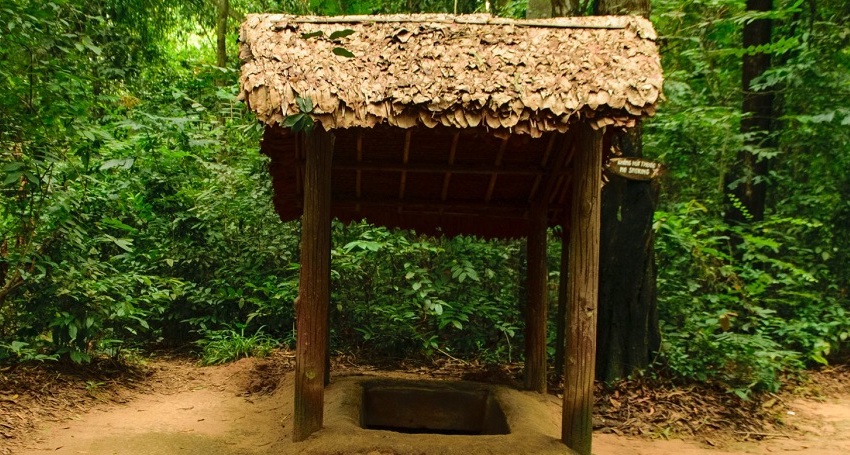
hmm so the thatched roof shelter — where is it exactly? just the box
[239,14,662,239]
[239,13,662,454]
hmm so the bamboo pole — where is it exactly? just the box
[562,124,603,455]
[293,128,334,442]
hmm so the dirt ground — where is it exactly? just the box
[1,353,849,455]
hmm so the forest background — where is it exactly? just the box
[1,0,848,400]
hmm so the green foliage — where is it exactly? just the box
[654,202,849,396]
[0,0,288,363]
[196,324,279,365]
[283,96,316,132]
[0,341,58,364]
[330,223,524,362]
[1,0,848,403]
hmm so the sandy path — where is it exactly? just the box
[13,359,288,455]
[7,359,850,455]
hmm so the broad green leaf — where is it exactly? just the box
[103,234,134,252]
[282,113,303,128]
[329,29,355,40]
[296,96,313,113]
[332,47,355,58]
[81,36,102,55]
[2,161,24,172]
[3,170,22,185]
[99,158,135,171]
[101,218,137,233]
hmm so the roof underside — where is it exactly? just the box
[263,124,604,238]
[241,14,662,239]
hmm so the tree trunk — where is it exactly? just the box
[528,0,580,18]
[215,0,229,77]
[596,125,661,382]
[592,0,660,382]
[593,0,649,16]
[725,0,774,224]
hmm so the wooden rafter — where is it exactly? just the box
[330,162,549,176]
[398,130,412,201]
[335,196,527,215]
[527,133,559,204]
[355,132,363,212]
[441,132,460,202]
[294,134,302,197]
[485,136,510,204]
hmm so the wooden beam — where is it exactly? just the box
[524,199,549,393]
[355,133,363,212]
[330,161,547,176]
[294,134,302,197]
[398,130,412,202]
[485,136,510,203]
[294,128,334,443]
[562,124,603,455]
[527,133,561,204]
[441,132,460,202]
[334,196,527,216]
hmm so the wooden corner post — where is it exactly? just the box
[525,199,549,393]
[294,127,334,442]
[562,124,603,455]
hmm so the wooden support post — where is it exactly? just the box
[524,200,548,393]
[562,124,603,455]
[294,128,334,442]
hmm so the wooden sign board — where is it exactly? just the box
[606,157,662,181]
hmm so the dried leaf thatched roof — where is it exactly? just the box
[239,14,663,137]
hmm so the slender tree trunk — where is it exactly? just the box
[528,0,580,18]
[593,0,649,15]
[725,0,774,224]
[215,0,229,82]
